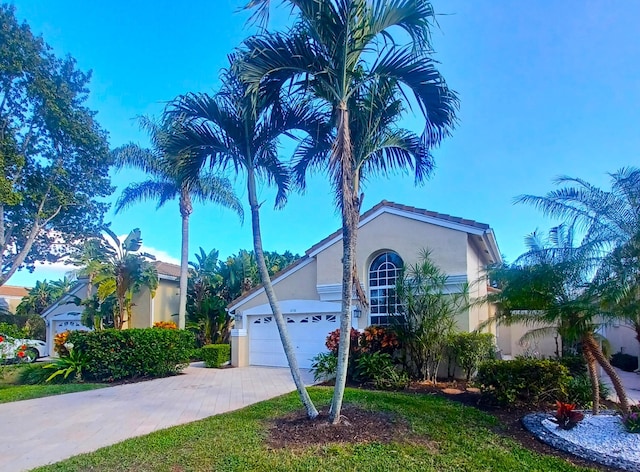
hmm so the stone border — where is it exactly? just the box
[522,413,640,472]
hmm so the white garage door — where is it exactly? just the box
[248,313,339,368]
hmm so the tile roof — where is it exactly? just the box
[0,285,30,298]
[153,261,181,278]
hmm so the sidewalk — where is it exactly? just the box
[602,366,640,404]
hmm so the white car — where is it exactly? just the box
[0,334,47,363]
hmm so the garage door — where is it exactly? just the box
[248,313,339,368]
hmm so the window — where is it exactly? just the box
[369,252,403,325]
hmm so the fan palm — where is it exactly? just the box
[488,225,630,415]
[112,116,243,330]
[164,62,328,419]
[241,0,458,422]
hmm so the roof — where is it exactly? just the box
[0,285,30,298]
[305,200,490,255]
[153,261,181,278]
[229,200,498,311]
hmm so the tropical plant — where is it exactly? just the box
[15,278,73,316]
[89,228,159,330]
[310,352,338,382]
[487,225,631,415]
[447,332,496,381]
[241,0,459,423]
[622,405,640,433]
[394,251,469,383]
[164,60,327,419]
[551,401,584,430]
[517,168,640,348]
[43,349,88,383]
[112,116,243,329]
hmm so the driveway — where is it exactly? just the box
[0,364,315,472]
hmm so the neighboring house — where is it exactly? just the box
[229,200,508,369]
[41,261,181,356]
[0,285,30,314]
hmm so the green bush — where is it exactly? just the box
[566,374,611,409]
[476,359,570,407]
[556,355,587,376]
[68,328,195,382]
[310,352,338,382]
[611,351,639,372]
[447,332,495,380]
[17,363,67,384]
[356,351,409,390]
[201,344,230,368]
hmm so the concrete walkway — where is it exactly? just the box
[602,366,640,404]
[0,364,314,472]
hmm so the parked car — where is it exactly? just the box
[0,333,47,363]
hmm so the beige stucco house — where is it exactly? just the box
[41,261,180,356]
[229,200,506,369]
[0,285,30,314]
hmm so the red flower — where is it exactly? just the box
[20,344,27,350]
[17,350,25,358]
[0,336,4,343]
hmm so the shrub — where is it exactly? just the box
[610,351,639,373]
[556,355,587,376]
[310,352,337,382]
[476,359,570,407]
[153,321,178,330]
[44,350,88,382]
[18,363,67,384]
[69,328,195,382]
[566,374,610,409]
[622,405,640,433]
[355,351,409,390]
[201,344,230,368]
[325,328,360,355]
[550,401,584,430]
[360,326,399,355]
[448,332,495,380]
[54,331,71,357]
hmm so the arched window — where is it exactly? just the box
[369,252,403,325]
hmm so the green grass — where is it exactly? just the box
[33,388,595,472]
[0,364,106,403]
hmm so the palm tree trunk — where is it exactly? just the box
[178,190,192,330]
[246,166,318,419]
[584,333,630,415]
[582,343,600,415]
[330,104,358,424]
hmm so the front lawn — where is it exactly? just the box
[0,365,105,404]
[33,388,595,472]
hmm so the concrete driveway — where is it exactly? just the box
[0,364,315,472]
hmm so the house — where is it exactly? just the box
[41,261,181,356]
[0,285,30,314]
[229,200,510,369]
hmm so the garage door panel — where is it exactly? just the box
[248,313,339,368]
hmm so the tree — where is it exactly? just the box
[112,116,243,330]
[0,5,112,285]
[165,60,327,419]
[89,228,158,330]
[488,225,630,415]
[517,168,640,350]
[241,0,458,423]
[394,250,468,383]
[15,277,72,316]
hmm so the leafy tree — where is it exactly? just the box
[165,60,326,419]
[15,277,73,316]
[0,5,112,285]
[241,0,458,423]
[487,226,630,415]
[112,116,243,330]
[394,251,469,383]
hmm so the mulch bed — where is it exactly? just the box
[266,380,614,471]
[266,404,436,450]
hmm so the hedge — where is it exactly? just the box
[68,328,195,382]
[202,344,230,368]
[476,358,570,407]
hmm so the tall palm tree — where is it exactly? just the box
[112,117,243,330]
[488,225,630,415]
[241,0,458,423]
[165,62,328,419]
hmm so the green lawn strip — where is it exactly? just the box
[0,383,106,403]
[33,387,596,472]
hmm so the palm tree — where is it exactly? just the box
[241,0,459,423]
[165,62,328,419]
[488,225,630,415]
[112,116,243,330]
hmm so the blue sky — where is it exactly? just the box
[7,0,640,287]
